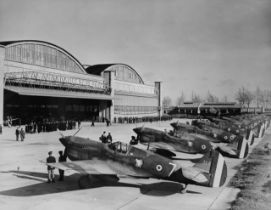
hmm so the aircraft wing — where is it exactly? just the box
[44,160,117,175]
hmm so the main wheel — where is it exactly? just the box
[179,183,188,194]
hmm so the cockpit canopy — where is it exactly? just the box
[109,141,129,154]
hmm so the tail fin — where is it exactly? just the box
[237,137,249,159]
[246,129,254,145]
[208,150,227,187]
[192,150,227,187]
[258,123,265,138]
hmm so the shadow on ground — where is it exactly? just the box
[0,170,201,197]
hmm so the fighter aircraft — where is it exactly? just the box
[204,116,252,136]
[205,116,263,139]
[171,121,241,144]
[134,125,248,159]
[132,127,213,157]
[45,135,227,191]
[170,122,249,159]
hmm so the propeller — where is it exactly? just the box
[72,127,82,136]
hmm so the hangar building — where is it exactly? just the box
[0,40,161,126]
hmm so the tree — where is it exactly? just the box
[222,96,228,102]
[192,94,202,103]
[206,91,219,103]
[255,86,262,108]
[245,90,254,107]
[235,87,254,107]
[176,92,185,106]
[162,96,172,108]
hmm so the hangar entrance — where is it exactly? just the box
[4,90,111,125]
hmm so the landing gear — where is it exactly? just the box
[180,183,188,194]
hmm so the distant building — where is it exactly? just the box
[0,40,161,125]
[169,102,241,117]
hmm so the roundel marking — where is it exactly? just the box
[201,145,206,150]
[224,136,228,140]
[156,165,163,172]
[230,135,235,140]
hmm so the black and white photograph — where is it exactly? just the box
[0,0,271,210]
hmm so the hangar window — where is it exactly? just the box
[5,43,85,74]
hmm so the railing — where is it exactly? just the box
[4,71,111,95]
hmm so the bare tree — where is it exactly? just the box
[235,87,254,107]
[222,95,228,102]
[192,94,202,103]
[245,89,254,107]
[176,92,185,106]
[260,89,271,108]
[255,86,262,108]
[206,91,219,102]
[162,96,172,108]
[235,87,246,106]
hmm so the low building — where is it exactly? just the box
[169,102,241,117]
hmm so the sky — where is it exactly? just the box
[0,0,271,103]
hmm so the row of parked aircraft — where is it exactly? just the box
[46,114,270,193]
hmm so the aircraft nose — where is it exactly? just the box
[133,127,142,134]
[170,122,177,129]
[59,137,70,146]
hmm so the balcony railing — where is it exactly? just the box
[4,71,111,95]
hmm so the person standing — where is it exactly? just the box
[20,128,25,141]
[91,117,95,127]
[15,127,20,141]
[129,136,138,145]
[106,132,113,144]
[58,151,66,181]
[99,131,107,143]
[46,151,56,183]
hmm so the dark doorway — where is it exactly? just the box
[4,90,105,124]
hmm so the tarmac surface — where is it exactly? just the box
[0,120,267,210]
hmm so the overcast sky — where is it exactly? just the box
[1,0,271,103]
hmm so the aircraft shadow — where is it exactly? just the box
[0,170,201,197]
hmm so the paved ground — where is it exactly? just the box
[0,120,268,210]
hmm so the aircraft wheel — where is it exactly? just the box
[179,183,188,194]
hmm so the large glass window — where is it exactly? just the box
[5,43,84,74]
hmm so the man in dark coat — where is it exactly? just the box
[106,132,113,144]
[20,128,25,141]
[99,131,107,143]
[46,151,56,183]
[58,150,66,181]
[15,127,20,141]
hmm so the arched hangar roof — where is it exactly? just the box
[85,64,144,84]
[0,40,86,74]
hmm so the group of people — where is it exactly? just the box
[46,150,67,183]
[99,131,113,144]
[25,120,77,133]
[15,127,25,141]
[114,115,172,124]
